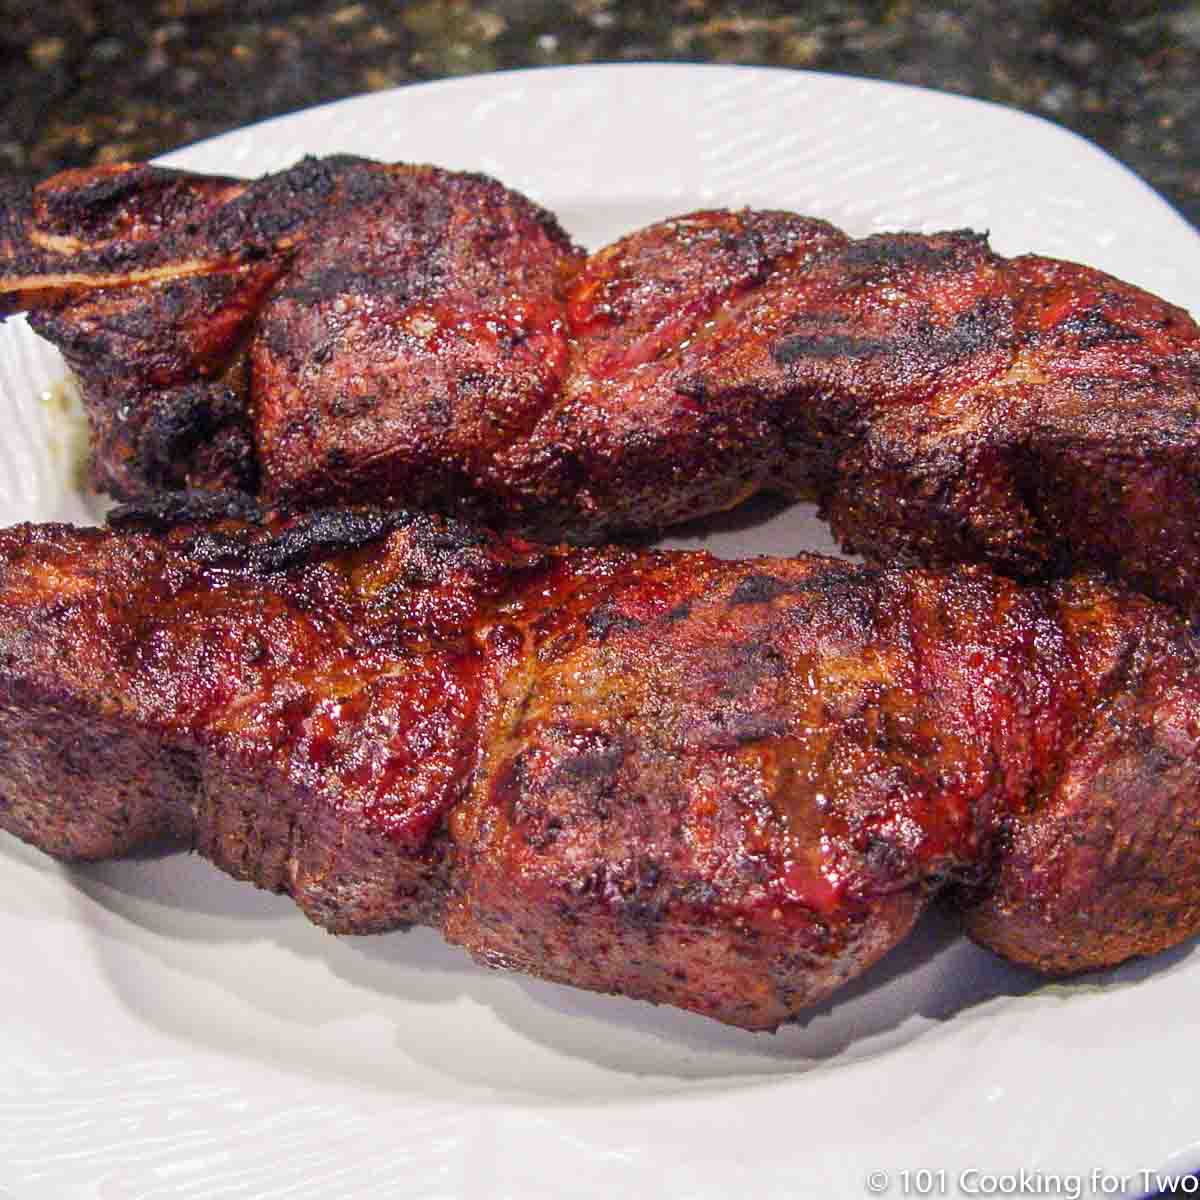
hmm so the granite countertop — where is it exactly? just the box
[3,1,1198,230]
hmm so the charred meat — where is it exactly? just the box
[2,158,1199,608]
[0,502,1197,1027]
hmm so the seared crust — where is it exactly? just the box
[0,506,1198,1025]
[3,160,1198,606]
[959,577,1200,971]
[5,156,379,496]
[251,162,583,514]
[830,254,1200,604]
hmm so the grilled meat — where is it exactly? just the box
[0,158,581,500]
[3,158,1199,607]
[0,501,1197,1028]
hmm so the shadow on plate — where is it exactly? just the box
[15,835,1190,1107]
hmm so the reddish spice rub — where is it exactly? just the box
[3,159,1199,609]
[0,502,1197,1028]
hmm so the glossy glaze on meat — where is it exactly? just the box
[0,502,1197,1027]
[3,159,1198,607]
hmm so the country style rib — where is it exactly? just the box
[0,500,1197,1028]
[2,157,1198,608]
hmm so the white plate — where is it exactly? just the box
[1,64,1199,1200]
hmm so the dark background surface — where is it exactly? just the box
[1,0,1198,229]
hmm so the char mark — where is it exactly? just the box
[422,520,492,551]
[112,493,493,569]
[771,334,890,364]
[772,302,1006,368]
[789,560,880,596]
[108,489,267,532]
[939,301,1008,356]
[781,562,884,632]
[210,156,367,256]
[585,604,645,642]
[729,573,791,605]
[135,385,258,493]
[685,708,792,749]
[182,508,418,573]
[278,267,416,306]
[843,231,989,271]
[555,741,627,784]
[39,170,144,233]
[1055,310,1145,349]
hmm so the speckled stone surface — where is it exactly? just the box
[2,1,1197,228]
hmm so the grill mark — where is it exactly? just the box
[184,509,416,572]
[108,489,266,531]
[772,334,890,363]
[279,267,418,305]
[585,604,644,642]
[772,303,1007,368]
[1055,311,1145,349]
[843,232,988,271]
[729,574,790,605]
